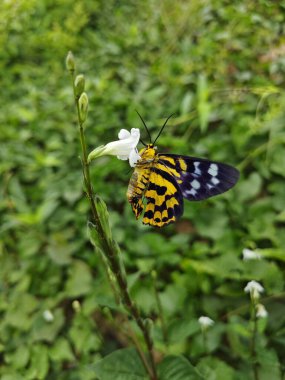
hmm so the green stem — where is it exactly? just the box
[152,274,168,346]
[68,68,157,380]
[202,329,208,354]
[250,299,259,380]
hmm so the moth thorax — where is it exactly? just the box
[139,146,156,160]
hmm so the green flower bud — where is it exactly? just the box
[151,270,157,280]
[88,221,103,251]
[74,74,85,97]
[95,195,112,243]
[78,92,88,123]
[72,300,81,313]
[144,318,154,346]
[66,51,75,72]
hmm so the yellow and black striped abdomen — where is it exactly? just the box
[127,150,184,227]
[127,163,152,218]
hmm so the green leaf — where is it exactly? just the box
[257,348,282,380]
[93,348,148,380]
[168,319,200,343]
[49,338,74,362]
[31,309,65,343]
[197,74,211,133]
[28,345,49,380]
[65,260,93,297]
[158,355,203,380]
[197,357,235,380]
[4,345,30,369]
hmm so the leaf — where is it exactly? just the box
[93,347,148,380]
[257,348,281,380]
[256,248,285,262]
[168,319,200,343]
[49,338,74,362]
[4,345,30,369]
[28,345,49,380]
[158,355,203,380]
[237,172,262,202]
[197,357,235,380]
[31,309,65,343]
[197,74,211,133]
[65,260,93,297]
[180,91,193,115]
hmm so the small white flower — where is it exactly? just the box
[242,248,262,261]
[88,128,141,167]
[256,303,268,318]
[244,280,264,300]
[43,309,54,322]
[198,316,215,329]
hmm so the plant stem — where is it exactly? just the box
[68,68,157,380]
[250,300,259,380]
[152,274,168,346]
[202,329,208,354]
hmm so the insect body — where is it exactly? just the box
[127,144,239,227]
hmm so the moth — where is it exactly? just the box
[127,113,239,227]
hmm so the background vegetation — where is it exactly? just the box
[1,0,285,379]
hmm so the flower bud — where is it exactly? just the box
[72,300,81,313]
[66,51,75,72]
[144,318,154,345]
[151,270,157,280]
[74,74,85,97]
[78,92,89,123]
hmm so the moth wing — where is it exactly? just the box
[158,154,239,201]
[142,165,183,227]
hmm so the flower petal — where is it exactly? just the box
[118,129,131,140]
[129,149,141,167]
[117,155,129,160]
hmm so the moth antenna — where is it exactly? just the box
[153,113,175,145]
[140,139,147,147]
[136,110,152,144]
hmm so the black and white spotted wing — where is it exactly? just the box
[158,154,239,201]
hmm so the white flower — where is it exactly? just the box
[256,303,268,318]
[198,316,215,329]
[88,128,141,167]
[244,280,264,300]
[43,309,54,322]
[242,248,262,261]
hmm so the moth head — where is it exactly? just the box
[139,144,156,159]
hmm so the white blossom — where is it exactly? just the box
[88,128,141,167]
[256,303,268,318]
[198,316,215,329]
[242,248,262,261]
[43,309,54,322]
[244,280,264,300]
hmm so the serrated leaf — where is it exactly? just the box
[158,355,203,380]
[93,347,148,380]
[197,357,235,380]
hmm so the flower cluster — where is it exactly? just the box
[244,280,268,319]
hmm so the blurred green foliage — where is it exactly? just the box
[1,0,285,379]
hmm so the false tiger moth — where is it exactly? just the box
[127,113,239,227]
